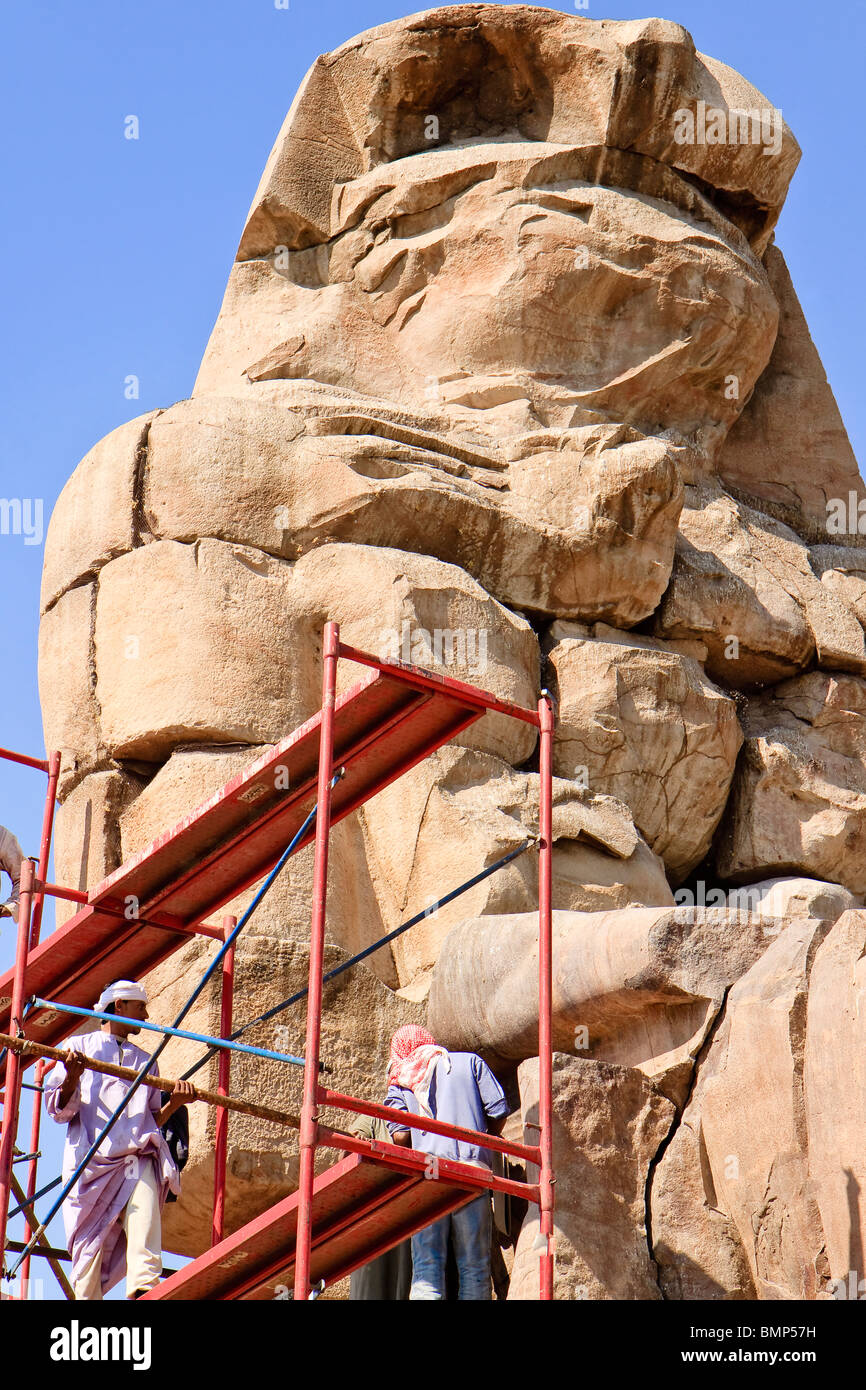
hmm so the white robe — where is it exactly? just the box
[44,1032,180,1295]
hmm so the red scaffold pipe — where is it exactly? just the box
[294,620,339,1300]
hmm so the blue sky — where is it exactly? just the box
[1,0,863,1295]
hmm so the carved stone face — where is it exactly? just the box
[187,118,781,639]
[339,159,776,437]
[203,142,778,451]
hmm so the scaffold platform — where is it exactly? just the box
[0,625,556,1300]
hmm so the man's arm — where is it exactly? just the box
[157,1079,198,1127]
[474,1055,510,1136]
[383,1086,411,1146]
[55,1050,87,1110]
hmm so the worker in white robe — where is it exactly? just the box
[44,980,197,1299]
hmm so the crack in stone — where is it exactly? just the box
[131,414,157,547]
[642,984,732,1299]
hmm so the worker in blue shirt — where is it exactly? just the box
[385,1024,509,1300]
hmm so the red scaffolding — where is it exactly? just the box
[0,622,555,1300]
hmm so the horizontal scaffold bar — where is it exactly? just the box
[337,642,541,727]
[0,746,49,773]
[318,1088,541,1166]
[4,1240,69,1260]
[318,1126,541,1205]
[31,998,309,1068]
[0,1032,303,1131]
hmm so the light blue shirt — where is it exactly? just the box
[385,1050,508,1169]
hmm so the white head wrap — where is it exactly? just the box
[96,979,148,1011]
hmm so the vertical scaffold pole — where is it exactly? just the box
[0,858,35,1271]
[30,751,60,950]
[21,1058,46,1295]
[537,694,555,1301]
[212,916,236,1247]
[294,620,339,1300]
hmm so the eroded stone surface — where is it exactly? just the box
[508,1054,673,1300]
[119,743,395,983]
[653,487,866,688]
[717,246,865,542]
[139,394,683,625]
[93,539,537,767]
[547,623,741,881]
[717,673,866,894]
[38,582,102,797]
[651,918,835,1300]
[804,911,866,1290]
[52,768,145,928]
[726,876,862,922]
[40,412,160,616]
[358,747,673,995]
[232,9,798,265]
[812,546,866,629]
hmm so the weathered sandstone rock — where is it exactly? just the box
[137,394,683,626]
[90,539,537,767]
[812,545,866,628]
[654,487,866,687]
[546,622,741,881]
[38,582,103,797]
[508,1054,673,1300]
[717,673,866,894]
[653,908,866,1300]
[118,743,394,983]
[717,246,866,542]
[428,906,783,1104]
[52,768,145,928]
[231,9,797,265]
[803,910,866,1290]
[650,1096,757,1300]
[202,147,776,448]
[726,875,862,922]
[651,917,835,1300]
[186,11,804,633]
[40,411,161,615]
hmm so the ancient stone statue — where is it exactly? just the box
[39,6,866,1298]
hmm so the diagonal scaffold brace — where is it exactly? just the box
[7,772,344,1281]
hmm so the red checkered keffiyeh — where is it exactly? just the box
[387,1025,450,1117]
